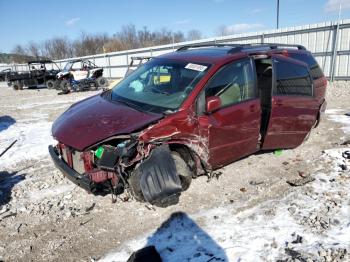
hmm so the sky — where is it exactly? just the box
[0,0,350,53]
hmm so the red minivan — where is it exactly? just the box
[49,43,327,206]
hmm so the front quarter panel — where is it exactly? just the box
[139,107,209,165]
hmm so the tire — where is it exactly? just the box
[12,81,23,90]
[7,81,12,87]
[12,83,19,90]
[54,80,61,90]
[96,77,108,88]
[171,152,192,191]
[128,151,192,203]
[46,79,55,89]
[90,83,98,91]
[60,79,70,91]
[128,166,146,202]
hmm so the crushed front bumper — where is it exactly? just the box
[48,145,93,193]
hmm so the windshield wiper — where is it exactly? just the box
[113,98,147,113]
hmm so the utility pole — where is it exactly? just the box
[277,0,280,29]
[172,32,175,51]
[330,2,342,82]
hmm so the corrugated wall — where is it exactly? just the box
[2,19,350,80]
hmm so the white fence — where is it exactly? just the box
[2,19,350,80]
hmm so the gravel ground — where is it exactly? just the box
[0,82,349,261]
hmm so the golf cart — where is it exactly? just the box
[57,59,108,92]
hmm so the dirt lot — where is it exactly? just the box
[0,82,349,261]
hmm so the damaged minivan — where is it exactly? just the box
[49,43,327,206]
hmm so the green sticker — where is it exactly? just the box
[95,146,104,159]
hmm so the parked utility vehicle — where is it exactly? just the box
[0,68,12,84]
[8,60,61,90]
[57,59,107,91]
[49,43,327,207]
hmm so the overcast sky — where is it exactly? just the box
[0,0,349,53]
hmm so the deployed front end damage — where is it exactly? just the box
[49,132,199,206]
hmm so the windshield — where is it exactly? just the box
[63,62,73,71]
[110,58,210,114]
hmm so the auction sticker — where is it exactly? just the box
[185,63,207,72]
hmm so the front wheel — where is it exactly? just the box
[46,79,55,89]
[128,151,192,204]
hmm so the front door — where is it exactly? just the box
[198,58,261,169]
[262,55,319,150]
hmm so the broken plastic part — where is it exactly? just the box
[138,145,182,205]
[274,149,283,156]
[95,146,104,159]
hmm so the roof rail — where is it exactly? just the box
[176,43,242,52]
[177,43,306,54]
[245,43,306,50]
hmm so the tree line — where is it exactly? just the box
[11,24,203,63]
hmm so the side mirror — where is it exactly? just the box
[206,96,221,113]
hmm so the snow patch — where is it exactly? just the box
[100,148,350,261]
[17,99,79,109]
[0,115,54,169]
[29,184,75,202]
[326,108,350,134]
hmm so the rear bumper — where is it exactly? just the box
[48,145,93,193]
[315,99,327,128]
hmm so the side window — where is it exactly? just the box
[274,59,312,96]
[205,59,255,107]
[289,53,324,80]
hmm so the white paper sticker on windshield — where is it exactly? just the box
[185,63,207,72]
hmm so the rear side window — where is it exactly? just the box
[274,59,312,96]
[205,59,256,107]
[289,53,324,80]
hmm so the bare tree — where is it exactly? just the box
[117,24,139,49]
[216,25,231,37]
[187,29,202,41]
[12,45,28,63]
[49,37,73,59]
[27,41,40,58]
[73,32,110,57]
[9,23,202,60]
[138,27,156,47]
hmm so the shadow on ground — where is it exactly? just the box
[0,171,26,207]
[143,212,228,261]
[0,115,16,133]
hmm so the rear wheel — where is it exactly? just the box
[12,81,23,90]
[46,79,55,89]
[60,79,70,92]
[96,77,108,88]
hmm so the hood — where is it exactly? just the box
[52,94,163,150]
